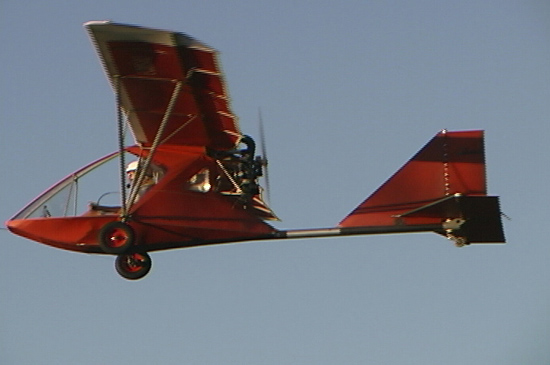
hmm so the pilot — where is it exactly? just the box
[125,161,139,183]
[87,160,157,215]
[126,160,155,201]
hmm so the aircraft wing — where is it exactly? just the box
[85,21,240,150]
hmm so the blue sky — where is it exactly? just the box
[1,1,549,364]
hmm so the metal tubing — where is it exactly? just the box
[127,80,182,207]
[277,224,444,240]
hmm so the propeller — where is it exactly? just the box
[256,108,271,202]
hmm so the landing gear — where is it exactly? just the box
[442,218,470,247]
[115,252,152,280]
[99,221,152,279]
[448,235,470,247]
[98,221,134,254]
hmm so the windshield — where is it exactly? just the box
[12,152,132,219]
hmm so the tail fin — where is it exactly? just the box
[339,130,505,244]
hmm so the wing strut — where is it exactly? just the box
[116,76,129,218]
[125,80,183,213]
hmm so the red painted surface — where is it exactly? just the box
[7,24,275,255]
[7,22,504,260]
[339,130,487,228]
[106,39,239,149]
[6,145,276,254]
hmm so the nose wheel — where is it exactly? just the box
[115,252,152,280]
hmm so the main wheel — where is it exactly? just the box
[98,221,134,254]
[115,252,152,280]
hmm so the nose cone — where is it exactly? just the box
[5,218,35,241]
[6,217,72,249]
[5,216,114,253]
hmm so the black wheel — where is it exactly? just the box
[115,252,152,280]
[98,221,135,254]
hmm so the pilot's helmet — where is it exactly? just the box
[126,161,139,173]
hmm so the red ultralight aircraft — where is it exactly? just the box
[6,22,505,280]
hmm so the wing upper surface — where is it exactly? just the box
[85,21,240,150]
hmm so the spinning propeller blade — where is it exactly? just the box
[258,109,271,202]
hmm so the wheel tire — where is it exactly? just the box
[115,252,152,280]
[98,221,135,254]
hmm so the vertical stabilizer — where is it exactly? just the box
[338,130,504,244]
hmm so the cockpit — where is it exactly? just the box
[11,152,164,220]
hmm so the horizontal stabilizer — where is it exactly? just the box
[446,196,505,243]
[400,195,505,243]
